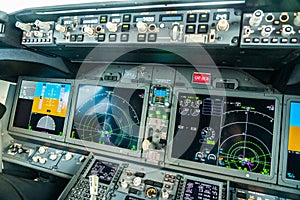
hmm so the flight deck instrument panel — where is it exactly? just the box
[67,82,147,156]
[17,8,241,46]
[9,77,73,141]
[167,89,281,183]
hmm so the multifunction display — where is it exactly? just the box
[87,160,119,185]
[286,102,300,181]
[13,80,71,136]
[172,93,276,175]
[71,85,145,151]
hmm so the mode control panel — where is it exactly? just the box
[53,8,241,46]
[241,10,300,47]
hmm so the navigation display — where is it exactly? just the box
[70,84,145,152]
[171,92,276,177]
[12,79,71,138]
[286,102,300,181]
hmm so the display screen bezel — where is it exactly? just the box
[279,95,300,188]
[165,88,282,184]
[8,76,74,142]
[65,79,149,157]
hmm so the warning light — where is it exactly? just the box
[192,72,211,84]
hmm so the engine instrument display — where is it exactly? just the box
[12,80,71,136]
[171,92,276,176]
[183,179,220,200]
[286,102,300,181]
[71,84,145,151]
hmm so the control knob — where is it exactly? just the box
[15,21,31,32]
[34,20,51,31]
[32,156,40,163]
[49,154,58,161]
[33,31,44,38]
[133,177,142,187]
[82,26,94,36]
[39,157,47,164]
[261,25,274,37]
[217,19,229,31]
[64,152,73,160]
[120,179,129,189]
[294,15,300,26]
[106,22,118,32]
[281,25,294,37]
[136,21,148,33]
[162,189,170,199]
[249,10,264,27]
[38,146,47,154]
[55,24,66,33]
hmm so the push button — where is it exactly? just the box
[280,38,288,43]
[185,25,196,34]
[291,38,298,43]
[137,33,146,42]
[244,38,251,43]
[252,38,259,43]
[70,34,76,41]
[123,14,131,22]
[187,14,197,23]
[77,34,84,42]
[199,13,209,22]
[121,34,129,42]
[198,24,208,33]
[271,38,278,43]
[97,34,105,42]
[100,16,107,23]
[121,24,130,32]
[262,38,269,43]
[148,33,157,42]
[109,34,117,42]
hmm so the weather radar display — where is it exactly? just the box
[172,93,276,176]
[71,85,145,151]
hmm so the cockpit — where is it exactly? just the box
[0,0,300,199]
